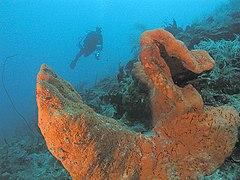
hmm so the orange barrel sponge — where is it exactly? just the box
[139,28,216,126]
[37,63,239,179]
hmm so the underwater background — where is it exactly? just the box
[0,0,240,179]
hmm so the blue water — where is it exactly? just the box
[0,0,228,139]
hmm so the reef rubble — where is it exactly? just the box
[36,28,239,179]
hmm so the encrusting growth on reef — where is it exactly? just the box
[36,28,239,179]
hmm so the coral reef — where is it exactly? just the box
[163,18,183,37]
[36,28,239,179]
[194,35,240,81]
[0,1,239,178]
[191,35,240,112]
[76,58,152,132]
[0,137,70,179]
[77,76,120,118]
[165,0,240,49]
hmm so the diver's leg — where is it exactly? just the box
[70,49,84,69]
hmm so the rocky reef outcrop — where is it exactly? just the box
[37,28,239,179]
[164,0,240,49]
[0,136,70,179]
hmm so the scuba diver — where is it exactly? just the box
[70,27,103,69]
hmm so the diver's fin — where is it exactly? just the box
[70,60,77,69]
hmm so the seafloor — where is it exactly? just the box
[1,0,240,179]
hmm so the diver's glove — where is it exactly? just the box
[70,60,77,69]
[95,51,100,60]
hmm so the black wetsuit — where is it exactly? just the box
[70,31,103,69]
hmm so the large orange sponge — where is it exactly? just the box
[139,28,215,127]
[36,29,239,179]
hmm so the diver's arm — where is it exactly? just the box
[98,35,103,50]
